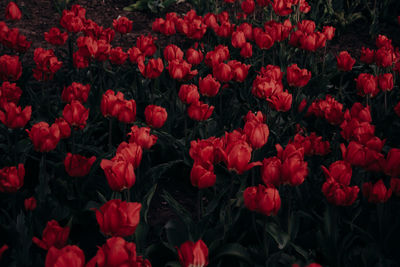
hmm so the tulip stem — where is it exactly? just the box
[108,118,112,152]
[384,91,387,114]
[197,189,203,221]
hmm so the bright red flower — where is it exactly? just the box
[376,34,392,49]
[54,118,71,139]
[219,139,261,174]
[272,0,293,16]
[228,60,250,82]
[0,82,22,104]
[112,16,133,34]
[187,100,214,121]
[336,51,355,71]
[375,47,393,67]
[100,158,135,192]
[128,125,158,150]
[276,144,308,186]
[0,102,31,129]
[44,27,68,46]
[144,105,167,128]
[137,58,164,79]
[190,162,216,189]
[261,157,282,186]
[186,48,203,65]
[27,122,61,152]
[114,142,143,169]
[33,48,62,81]
[5,2,22,20]
[60,10,84,33]
[378,73,393,91]
[61,82,90,103]
[167,59,198,80]
[163,44,184,62]
[268,90,292,112]
[177,240,209,267]
[322,178,359,206]
[33,220,70,250]
[45,245,85,267]
[244,184,281,216]
[240,42,253,58]
[286,64,311,87]
[322,26,335,40]
[253,28,274,50]
[213,62,233,82]
[321,160,352,185]
[62,100,89,130]
[128,46,143,63]
[362,179,392,203]
[95,39,111,61]
[0,55,22,81]
[137,35,157,56]
[109,47,128,65]
[64,153,96,177]
[95,199,141,237]
[355,73,379,97]
[86,237,151,267]
[241,0,255,14]
[189,137,222,164]
[0,163,24,193]
[179,84,200,104]
[243,111,269,149]
[24,196,37,211]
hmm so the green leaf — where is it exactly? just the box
[161,190,193,227]
[265,222,290,249]
[143,183,158,224]
[213,243,253,265]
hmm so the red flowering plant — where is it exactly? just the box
[1,1,400,266]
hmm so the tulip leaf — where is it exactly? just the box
[212,243,253,265]
[265,222,290,250]
[161,190,193,226]
[164,261,181,267]
[143,183,158,224]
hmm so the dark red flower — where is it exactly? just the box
[5,2,22,20]
[33,220,70,250]
[0,163,24,193]
[177,240,209,267]
[128,125,158,150]
[64,153,96,177]
[187,101,214,121]
[44,27,68,46]
[336,51,355,71]
[0,102,31,129]
[45,245,85,267]
[144,105,167,128]
[190,162,216,189]
[112,16,133,34]
[62,100,89,130]
[179,84,200,104]
[244,184,281,216]
[100,158,135,192]
[0,55,22,81]
[24,196,37,211]
[363,179,392,203]
[109,47,128,65]
[27,122,61,152]
[286,64,311,87]
[61,82,90,103]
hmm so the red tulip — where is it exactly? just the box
[163,44,184,62]
[0,54,22,81]
[128,125,158,150]
[0,102,31,129]
[190,162,216,188]
[187,101,214,121]
[54,118,71,139]
[244,185,281,216]
[261,157,282,187]
[62,100,89,130]
[240,42,253,58]
[114,141,143,168]
[272,0,293,16]
[336,51,355,71]
[45,245,85,267]
[268,90,292,112]
[33,48,62,81]
[375,47,393,67]
[95,40,111,61]
[137,35,157,56]
[363,179,392,203]
[286,64,311,87]
[167,59,198,80]
[64,153,96,177]
[5,2,22,20]
[24,196,37,211]
[128,46,143,63]
[0,163,24,193]
[390,178,400,197]
[61,82,90,103]
[378,73,393,91]
[33,220,70,250]
[355,73,378,98]
[276,144,308,186]
[137,58,164,79]
[384,148,400,177]
[27,122,61,152]
[360,47,375,64]
[177,240,209,267]
[199,75,220,97]
[60,10,84,33]
[231,30,246,48]
[186,48,203,65]
[100,159,135,192]
[109,47,128,65]
[322,178,359,206]
[44,27,68,46]
[86,237,151,267]
[0,244,8,260]
[321,160,352,186]
[144,105,167,128]
[219,140,261,174]
[179,84,200,104]
[112,16,133,34]
[0,82,22,104]
[95,199,141,237]
[253,28,274,50]
[189,137,222,164]
[243,111,269,149]
[322,26,335,40]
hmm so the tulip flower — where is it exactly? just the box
[33,220,70,250]
[45,245,85,267]
[177,240,209,267]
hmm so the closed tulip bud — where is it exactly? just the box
[336,51,355,71]
[322,178,359,206]
[199,75,220,97]
[187,100,214,121]
[163,44,184,62]
[244,185,281,216]
[0,54,22,81]
[186,48,203,65]
[286,64,311,87]
[112,16,133,34]
[190,162,216,188]
[0,102,31,129]
[128,126,157,150]
[261,157,282,186]
[62,100,89,130]
[362,179,392,203]
[86,237,151,267]
[177,240,209,267]
[101,159,135,192]
[45,245,85,267]
[179,84,200,104]
[24,196,37,211]
[27,122,61,152]
[33,220,70,250]
[243,120,269,149]
[64,153,96,177]
[213,62,233,82]
[378,73,393,91]
[360,47,375,64]
[5,2,22,20]
[95,199,141,237]
[145,105,167,128]
[61,82,90,103]
[0,163,24,193]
